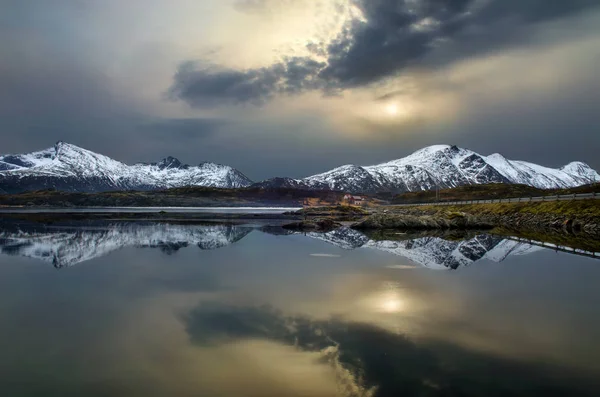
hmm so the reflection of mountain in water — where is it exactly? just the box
[0,222,548,269]
[303,228,544,269]
[0,223,252,268]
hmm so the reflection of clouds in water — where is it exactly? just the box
[183,302,600,397]
[95,293,353,397]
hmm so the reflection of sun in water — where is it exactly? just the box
[379,292,405,313]
[356,282,413,320]
[361,285,407,314]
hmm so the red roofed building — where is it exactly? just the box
[343,194,366,205]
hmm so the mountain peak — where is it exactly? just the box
[415,144,452,154]
[53,141,92,157]
[54,140,77,150]
[560,161,599,182]
[562,161,591,169]
[487,153,506,160]
[156,156,186,170]
[54,140,68,153]
[404,144,471,160]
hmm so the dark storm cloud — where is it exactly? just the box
[318,0,474,87]
[169,58,325,107]
[477,0,599,24]
[171,0,600,107]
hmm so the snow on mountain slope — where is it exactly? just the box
[305,228,371,250]
[0,142,253,193]
[258,144,598,193]
[302,165,382,192]
[560,162,600,183]
[362,234,522,270]
[483,239,545,262]
[0,223,253,267]
[485,153,598,189]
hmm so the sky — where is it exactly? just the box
[1,0,599,180]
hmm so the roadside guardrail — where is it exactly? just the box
[391,192,599,207]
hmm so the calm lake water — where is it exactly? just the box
[1,221,599,396]
[0,206,301,214]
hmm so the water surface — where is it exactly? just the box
[0,206,300,214]
[1,221,599,396]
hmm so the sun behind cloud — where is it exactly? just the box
[385,103,399,116]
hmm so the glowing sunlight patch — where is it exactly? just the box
[385,103,399,116]
[360,287,408,314]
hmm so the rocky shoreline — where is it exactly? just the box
[352,212,492,230]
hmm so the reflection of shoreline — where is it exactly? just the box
[505,236,600,260]
[0,221,578,269]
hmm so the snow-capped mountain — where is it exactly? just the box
[0,142,597,194]
[302,228,545,269]
[0,223,253,267]
[0,142,252,193]
[257,145,600,193]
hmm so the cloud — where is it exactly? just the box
[170,0,600,107]
[2,0,599,178]
[169,58,326,107]
[234,0,303,13]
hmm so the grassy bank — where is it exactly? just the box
[413,200,600,220]
[384,200,600,236]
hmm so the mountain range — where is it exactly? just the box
[0,141,252,193]
[0,141,598,194]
